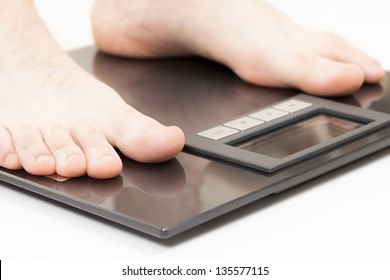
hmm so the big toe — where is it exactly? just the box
[364,60,384,84]
[116,125,185,163]
[291,55,366,96]
[110,109,185,163]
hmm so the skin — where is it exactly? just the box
[0,0,384,179]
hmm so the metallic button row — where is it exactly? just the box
[197,99,312,140]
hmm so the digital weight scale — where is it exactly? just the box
[1,47,389,239]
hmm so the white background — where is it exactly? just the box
[1,0,390,278]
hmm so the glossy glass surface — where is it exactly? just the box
[237,114,363,159]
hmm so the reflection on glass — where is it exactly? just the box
[237,114,363,159]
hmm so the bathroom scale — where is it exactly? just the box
[1,47,390,239]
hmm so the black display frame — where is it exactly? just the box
[235,113,364,159]
[185,94,390,173]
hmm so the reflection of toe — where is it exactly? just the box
[353,84,384,109]
[55,175,124,203]
[88,176,124,198]
[122,157,186,197]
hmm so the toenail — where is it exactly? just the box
[368,63,383,77]
[35,154,53,164]
[66,153,82,163]
[3,152,18,164]
[99,154,117,163]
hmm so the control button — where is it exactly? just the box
[224,116,264,131]
[197,125,239,140]
[273,99,312,113]
[249,108,288,122]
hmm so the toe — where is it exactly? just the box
[43,125,87,178]
[117,125,185,163]
[72,121,122,179]
[364,60,385,83]
[12,125,56,175]
[109,109,185,163]
[315,32,384,83]
[288,53,366,96]
[0,125,22,170]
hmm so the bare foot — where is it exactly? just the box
[0,2,184,179]
[0,63,184,179]
[92,0,384,96]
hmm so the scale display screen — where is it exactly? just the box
[185,95,389,173]
[237,114,363,159]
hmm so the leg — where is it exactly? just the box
[92,0,384,96]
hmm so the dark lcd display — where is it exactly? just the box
[237,114,363,159]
